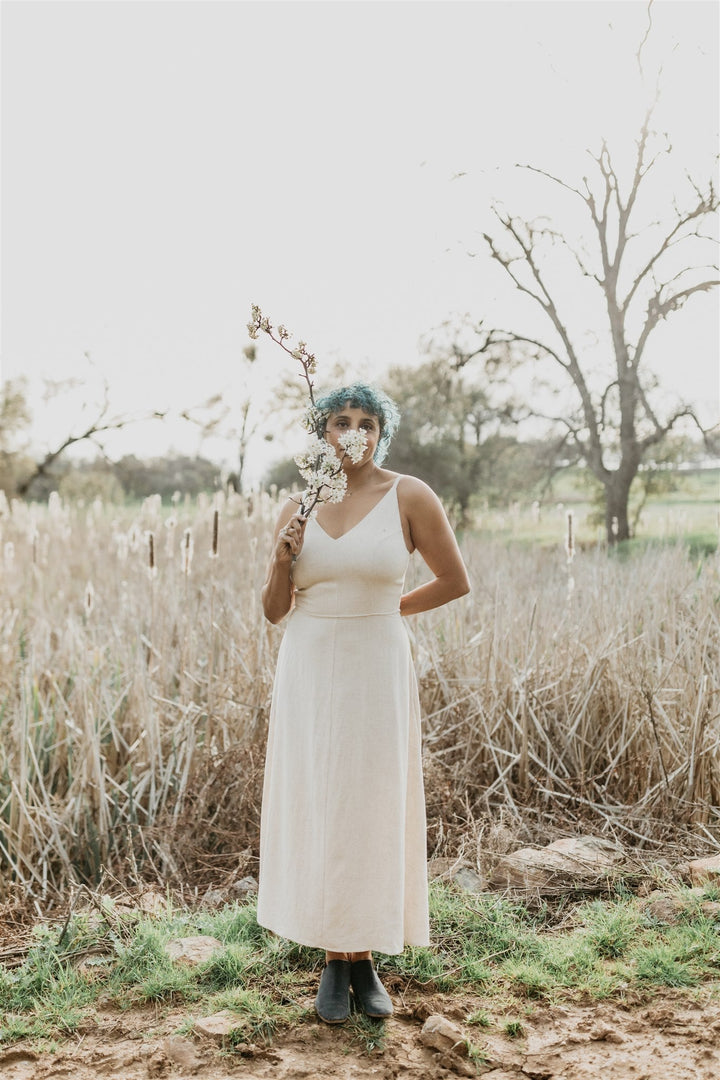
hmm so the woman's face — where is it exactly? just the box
[325,406,381,465]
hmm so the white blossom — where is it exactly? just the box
[322,472,348,503]
[338,428,368,464]
[294,436,338,481]
[301,405,327,434]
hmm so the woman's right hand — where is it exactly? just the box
[274,511,307,566]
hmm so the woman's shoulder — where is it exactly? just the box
[392,473,442,506]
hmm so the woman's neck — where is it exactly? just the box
[344,462,382,496]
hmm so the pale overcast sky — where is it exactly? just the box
[2,0,718,482]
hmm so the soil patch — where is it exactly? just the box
[2,988,719,1079]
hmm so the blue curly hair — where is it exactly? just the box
[314,383,400,466]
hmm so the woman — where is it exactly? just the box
[257,383,470,1024]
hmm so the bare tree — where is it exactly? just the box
[474,99,718,543]
[14,389,168,497]
[1,368,168,498]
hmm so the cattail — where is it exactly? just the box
[565,510,575,564]
[146,531,157,579]
[181,528,194,575]
[128,523,141,553]
[210,509,219,558]
[84,580,95,618]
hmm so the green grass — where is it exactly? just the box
[472,467,719,551]
[1,882,719,1050]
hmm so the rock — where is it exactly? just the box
[427,856,456,881]
[193,1010,240,1042]
[162,1035,202,1070]
[166,935,223,965]
[453,866,485,894]
[436,1051,477,1076]
[644,889,720,923]
[201,888,227,908]
[489,835,624,892]
[522,1053,566,1076]
[113,888,168,915]
[688,854,720,886]
[548,836,622,862]
[232,876,258,897]
[420,1014,468,1055]
[590,1023,625,1043]
[645,891,683,923]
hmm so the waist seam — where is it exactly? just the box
[292,609,400,619]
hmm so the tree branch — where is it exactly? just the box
[516,164,586,202]
[484,210,606,470]
[483,223,547,309]
[622,178,718,314]
[633,278,720,367]
[639,405,704,452]
[16,409,167,496]
[528,222,602,283]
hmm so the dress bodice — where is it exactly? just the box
[291,478,409,618]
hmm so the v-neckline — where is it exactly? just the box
[312,480,397,542]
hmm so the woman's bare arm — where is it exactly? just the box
[398,477,471,616]
[261,502,307,624]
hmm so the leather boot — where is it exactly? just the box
[350,959,393,1018]
[314,959,351,1023]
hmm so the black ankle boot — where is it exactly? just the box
[314,959,352,1023]
[350,959,393,1018]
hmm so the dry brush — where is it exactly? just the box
[0,490,718,899]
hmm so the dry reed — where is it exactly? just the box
[0,491,717,899]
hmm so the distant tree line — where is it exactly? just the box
[0,444,222,504]
[1,359,714,522]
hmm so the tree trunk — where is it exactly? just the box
[604,473,633,544]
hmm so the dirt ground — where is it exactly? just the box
[2,987,719,1080]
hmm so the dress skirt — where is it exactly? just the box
[256,478,430,955]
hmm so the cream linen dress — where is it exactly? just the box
[256,476,430,955]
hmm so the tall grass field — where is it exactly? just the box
[0,487,718,901]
